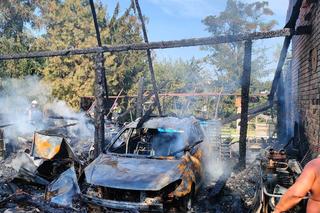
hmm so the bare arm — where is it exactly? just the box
[274,162,316,213]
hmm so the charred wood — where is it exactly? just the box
[37,123,78,135]
[89,0,102,47]
[48,116,79,121]
[222,102,273,125]
[89,0,108,97]
[106,88,123,119]
[0,29,300,61]
[208,171,232,200]
[268,36,292,103]
[93,53,107,158]
[0,129,4,159]
[134,0,162,116]
[136,77,145,118]
[118,81,167,120]
[239,40,252,169]
[89,0,109,157]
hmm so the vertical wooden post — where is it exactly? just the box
[134,0,162,116]
[268,36,292,103]
[136,77,144,117]
[93,53,107,157]
[0,128,4,159]
[89,0,108,157]
[239,40,252,169]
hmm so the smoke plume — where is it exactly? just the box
[0,76,94,152]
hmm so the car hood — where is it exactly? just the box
[84,154,182,191]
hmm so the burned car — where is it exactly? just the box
[81,116,204,212]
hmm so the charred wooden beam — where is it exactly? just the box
[134,0,162,115]
[208,171,231,199]
[0,29,298,61]
[106,92,269,99]
[239,40,252,169]
[93,53,107,157]
[222,102,273,125]
[0,128,4,159]
[269,0,306,103]
[89,0,102,47]
[268,36,292,103]
[89,0,108,95]
[48,116,79,120]
[136,77,144,117]
[89,0,108,157]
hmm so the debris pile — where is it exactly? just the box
[0,130,87,212]
[193,160,258,212]
[226,161,260,208]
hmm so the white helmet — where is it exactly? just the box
[31,100,38,105]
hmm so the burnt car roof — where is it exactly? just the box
[122,116,204,145]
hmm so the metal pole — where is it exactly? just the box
[239,40,252,169]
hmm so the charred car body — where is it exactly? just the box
[82,116,204,212]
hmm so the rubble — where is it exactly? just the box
[0,101,309,213]
[226,161,260,208]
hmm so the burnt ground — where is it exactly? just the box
[194,155,260,212]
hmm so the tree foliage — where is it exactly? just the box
[150,58,217,117]
[0,0,44,78]
[0,0,146,108]
[202,0,277,92]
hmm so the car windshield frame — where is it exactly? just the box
[107,127,188,159]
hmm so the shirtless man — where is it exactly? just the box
[274,158,320,213]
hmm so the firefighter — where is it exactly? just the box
[110,102,121,124]
[274,158,320,213]
[28,100,43,125]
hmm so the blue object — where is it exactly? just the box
[157,128,184,133]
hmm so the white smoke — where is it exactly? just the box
[0,76,94,152]
[199,120,234,185]
[0,76,51,137]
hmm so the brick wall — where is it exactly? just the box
[289,1,320,154]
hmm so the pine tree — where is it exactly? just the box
[35,0,146,108]
[0,0,44,78]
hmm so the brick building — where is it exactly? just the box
[284,0,320,157]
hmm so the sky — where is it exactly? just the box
[102,0,289,66]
